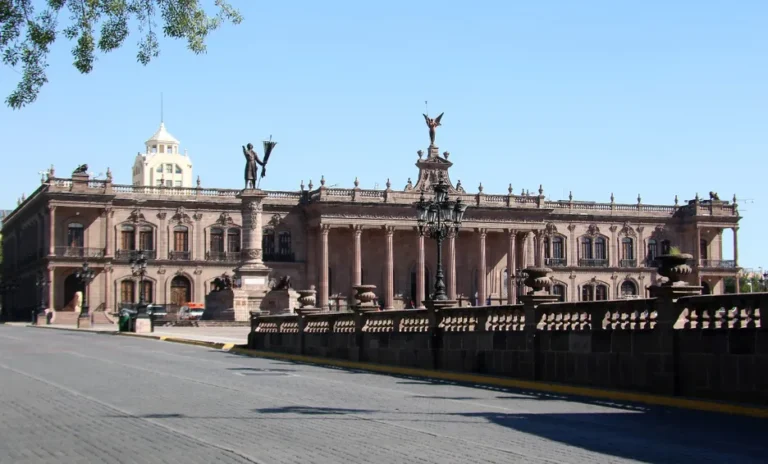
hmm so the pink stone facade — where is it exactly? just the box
[0,147,742,319]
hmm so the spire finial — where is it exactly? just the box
[508,183,513,194]
[538,184,544,195]
[354,177,359,188]
[308,179,314,190]
[320,175,325,187]
[478,182,483,193]
[637,193,642,204]
[674,194,678,206]
[386,178,391,189]
[569,191,573,201]
[300,180,305,191]
[610,192,615,203]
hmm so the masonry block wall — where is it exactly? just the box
[249,293,768,406]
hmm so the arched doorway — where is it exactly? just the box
[170,275,192,309]
[63,273,81,309]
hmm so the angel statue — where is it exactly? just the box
[242,143,264,189]
[423,112,444,146]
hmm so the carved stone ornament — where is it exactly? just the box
[587,224,600,236]
[619,222,636,237]
[193,213,203,221]
[157,266,166,275]
[567,224,576,232]
[128,208,145,223]
[245,248,262,260]
[175,268,185,276]
[636,226,644,233]
[217,212,235,226]
[171,207,193,225]
[248,200,262,213]
[569,271,577,279]
[194,266,203,275]
[609,225,618,233]
[268,214,282,226]
[156,212,167,220]
[544,222,558,236]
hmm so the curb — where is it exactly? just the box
[226,347,768,420]
[28,325,235,351]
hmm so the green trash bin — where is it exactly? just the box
[119,313,130,332]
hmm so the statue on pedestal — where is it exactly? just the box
[422,112,444,146]
[242,143,264,189]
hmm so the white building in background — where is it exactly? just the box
[131,122,193,187]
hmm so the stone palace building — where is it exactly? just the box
[0,122,742,320]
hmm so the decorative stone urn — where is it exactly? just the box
[656,253,694,286]
[353,284,378,310]
[523,267,553,295]
[296,287,317,309]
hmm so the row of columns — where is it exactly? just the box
[316,226,537,309]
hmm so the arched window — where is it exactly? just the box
[262,229,275,259]
[582,284,608,301]
[121,225,135,251]
[620,281,637,298]
[139,225,153,251]
[227,228,241,253]
[171,226,189,259]
[552,284,566,302]
[120,280,135,304]
[596,284,608,301]
[661,240,671,255]
[647,239,658,266]
[580,236,608,267]
[278,231,292,259]
[210,228,224,253]
[142,281,154,303]
[620,237,635,266]
[67,222,84,248]
[545,236,566,266]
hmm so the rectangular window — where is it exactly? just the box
[210,230,224,253]
[622,239,634,260]
[581,239,592,260]
[596,285,608,301]
[159,145,165,154]
[141,281,153,303]
[67,226,84,248]
[165,164,172,173]
[166,180,172,187]
[156,165,162,173]
[175,164,182,174]
[174,180,182,187]
[168,146,174,154]
[595,239,606,260]
[227,230,241,252]
[552,238,564,259]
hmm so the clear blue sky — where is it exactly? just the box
[1,1,766,268]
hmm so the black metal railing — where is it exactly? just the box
[115,249,157,260]
[544,257,567,267]
[700,259,737,268]
[168,250,191,261]
[579,258,609,267]
[54,246,105,258]
[619,259,637,268]
[206,251,242,262]
[263,252,295,262]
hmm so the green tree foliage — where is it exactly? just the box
[1,0,242,109]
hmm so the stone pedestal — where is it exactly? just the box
[135,317,153,334]
[261,289,300,315]
[234,189,273,321]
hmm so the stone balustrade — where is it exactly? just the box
[250,289,768,405]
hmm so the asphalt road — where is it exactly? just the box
[0,325,764,464]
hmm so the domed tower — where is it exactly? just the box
[132,122,193,187]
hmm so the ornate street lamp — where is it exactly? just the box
[75,261,96,316]
[130,251,148,317]
[415,177,468,301]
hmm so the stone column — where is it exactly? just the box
[103,208,112,257]
[448,230,457,300]
[47,267,54,310]
[103,266,111,312]
[385,226,395,310]
[352,225,362,286]
[733,227,739,266]
[157,212,167,259]
[233,190,272,321]
[417,231,426,308]
[319,224,330,309]
[242,199,265,267]
[507,229,516,304]
[48,205,56,256]
[478,229,487,306]
[536,231,545,266]
[695,226,702,266]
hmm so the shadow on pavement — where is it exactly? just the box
[445,410,767,464]
[254,406,376,415]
